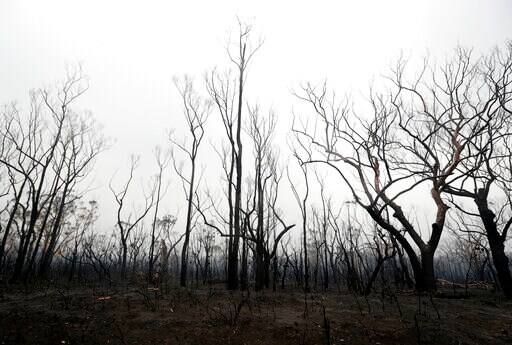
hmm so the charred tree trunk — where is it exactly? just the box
[475,197,512,298]
[416,247,437,293]
[255,242,265,291]
[228,45,246,290]
[0,180,27,270]
[240,231,248,291]
[120,240,128,279]
[180,161,196,287]
[9,205,39,284]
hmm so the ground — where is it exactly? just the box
[0,282,511,344]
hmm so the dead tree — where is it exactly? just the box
[266,158,296,289]
[443,43,512,298]
[205,21,262,290]
[148,147,170,282]
[170,75,211,288]
[109,155,154,279]
[313,169,333,290]
[246,106,274,290]
[243,122,295,291]
[0,67,107,283]
[62,200,99,282]
[36,110,106,279]
[293,47,491,293]
[156,214,182,275]
[287,149,311,293]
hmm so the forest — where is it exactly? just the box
[1,15,512,345]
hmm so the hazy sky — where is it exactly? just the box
[1,0,511,231]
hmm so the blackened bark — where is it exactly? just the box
[475,197,512,298]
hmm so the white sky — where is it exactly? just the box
[1,0,511,233]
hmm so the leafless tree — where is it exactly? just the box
[35,110,106,279]
[109,155,154,279]
[0,67,106,283]
[287,141,311,292]
[170,75,211,287]
[443,42,512,297]
[83,232,116,284]
[61,199,99,282]
[444,211,496,294]
[244,110,295,290]
[312,169,332,290]
[205,21,263,289]
[292,47,493,293]
[246,106,274,290]
[148,146,170,282]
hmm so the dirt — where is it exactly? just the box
[0,283,511,344]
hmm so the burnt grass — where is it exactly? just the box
[0,281,511,345]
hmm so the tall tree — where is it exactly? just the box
[36,110,106,278]
[0,67,106,283]
[293,47,493,293]
[170,75,211,288]
[247,105,274,290]
[443,43,512,297]
[287,143,311,292]
[205,21,262,289]
[245,107,295,290]
[148,146,170,282]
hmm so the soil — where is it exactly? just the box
[0,282,511,344]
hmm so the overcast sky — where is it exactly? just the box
[1,0,511,231]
